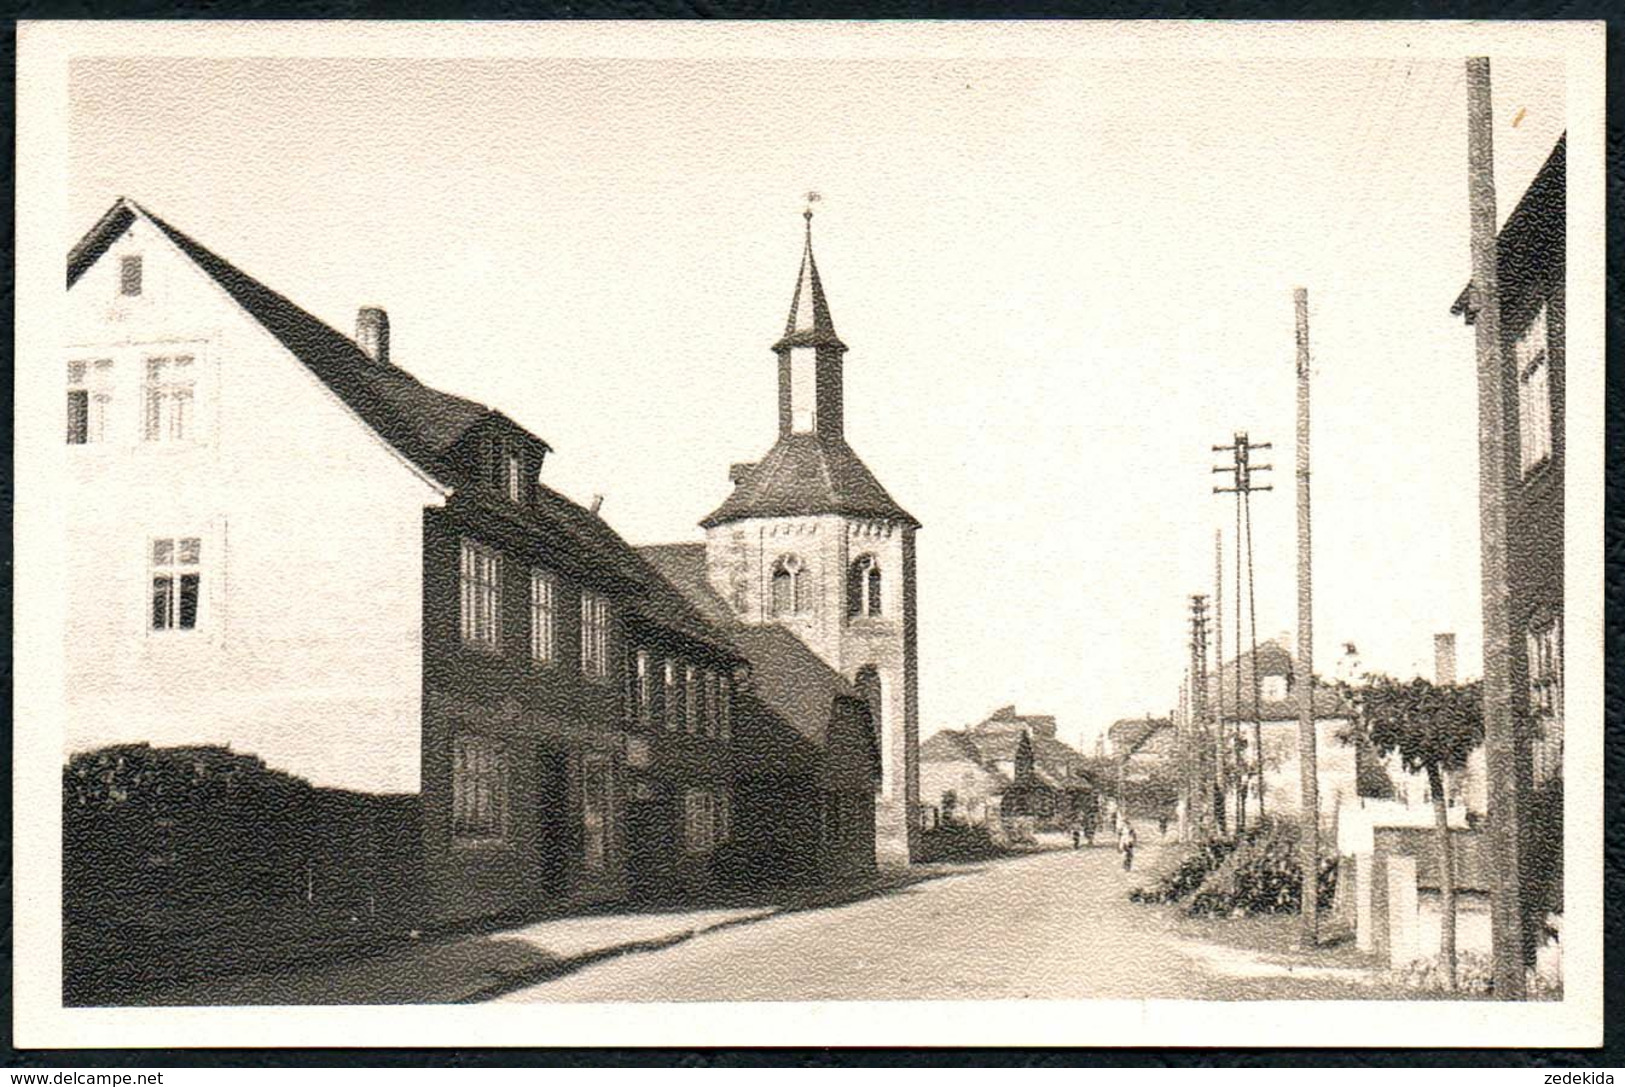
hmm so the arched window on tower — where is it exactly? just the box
[847,554,882,619]
[771,555,809,617]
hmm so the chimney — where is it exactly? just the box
[356,306,390,365]
[1434,633,1457,687]
[590,494,605,515]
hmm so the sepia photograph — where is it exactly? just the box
[12,19,1605,1050]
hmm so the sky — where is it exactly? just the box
[67,50,1566,754]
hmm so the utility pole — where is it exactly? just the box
[1294,286,1320,946]
[1213,530,1228,836]
[1215,432,1272,830]
[1189,594,1212,841]
[1466,55,1525,999]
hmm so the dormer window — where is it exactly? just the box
[488,437,526,503]
[503,448,523,503]
[120,255,143,297]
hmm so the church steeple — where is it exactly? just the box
[775,207,848,440]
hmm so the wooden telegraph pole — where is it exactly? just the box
[1189,594,1211,840]
[1294,287,1320,946]
[1213,530,1228,835]
[1215,434,1272,831]
[1466,55,1526,1000]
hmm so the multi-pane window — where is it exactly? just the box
[66,359,113,445]
[1516,304,1554,475]
[451,732,507,842]
[771,554,809,617]
[719,675,732,742]
[684,788,717,854]
[636,650,653,728]
[1527,619,1563,785]
[503,448,524,503]
[529,569,555,663]
[703,670,718,738]
[685,664,699,732]
[664,659,679,731]
[580,591,611,680]
[119,255,143,297]
[459,540,502,650]
[847,554,882,619]
[150,536,202,631]
[143,355,195,443]
[488,438,526,503]
[583,756,613,872]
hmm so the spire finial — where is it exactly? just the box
[804,190,821,227]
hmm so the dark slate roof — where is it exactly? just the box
[1108,717,1173,757]
[700,433,919,528]
[67,200,742,661]
[1452,134,1566,322]
[773,214,846,353]
[636,543,735,627]
[925,726,1095,790]
[921,729,983,764]
[68,199,518,488]
[1201,640,1352,722]
[973,706,1059,739]
[635,541,863,751]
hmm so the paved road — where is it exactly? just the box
[497,843,1274,1002]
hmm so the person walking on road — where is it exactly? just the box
[1118,820,1137,872]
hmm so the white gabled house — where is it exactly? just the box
[66,199,449,797]
[63,200,749,978]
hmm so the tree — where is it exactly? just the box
[1344,675,1484,990]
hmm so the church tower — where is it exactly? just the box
[702,209,921,866]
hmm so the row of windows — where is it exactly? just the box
[768,553,885,620]
[458,539,612,681]
[451,732,617,866]
[1528,617,1562,786]
[631,649,731,741]
[67,355,198,446]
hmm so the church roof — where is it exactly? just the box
[773,212,846,353]
[700,433,919,528]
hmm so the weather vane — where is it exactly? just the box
[804,191,822,220]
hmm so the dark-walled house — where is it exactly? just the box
[1451,133,1566,932]
[639,544,882,885]
[61,199,747,994]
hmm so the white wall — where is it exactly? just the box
[62,214,443,793]
[1251,716,1359,818]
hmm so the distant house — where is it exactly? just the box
[1105,716,1179,820]
[1107,716,1177,768]
[1205,640,1359,824]
[920,706,1098,830]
